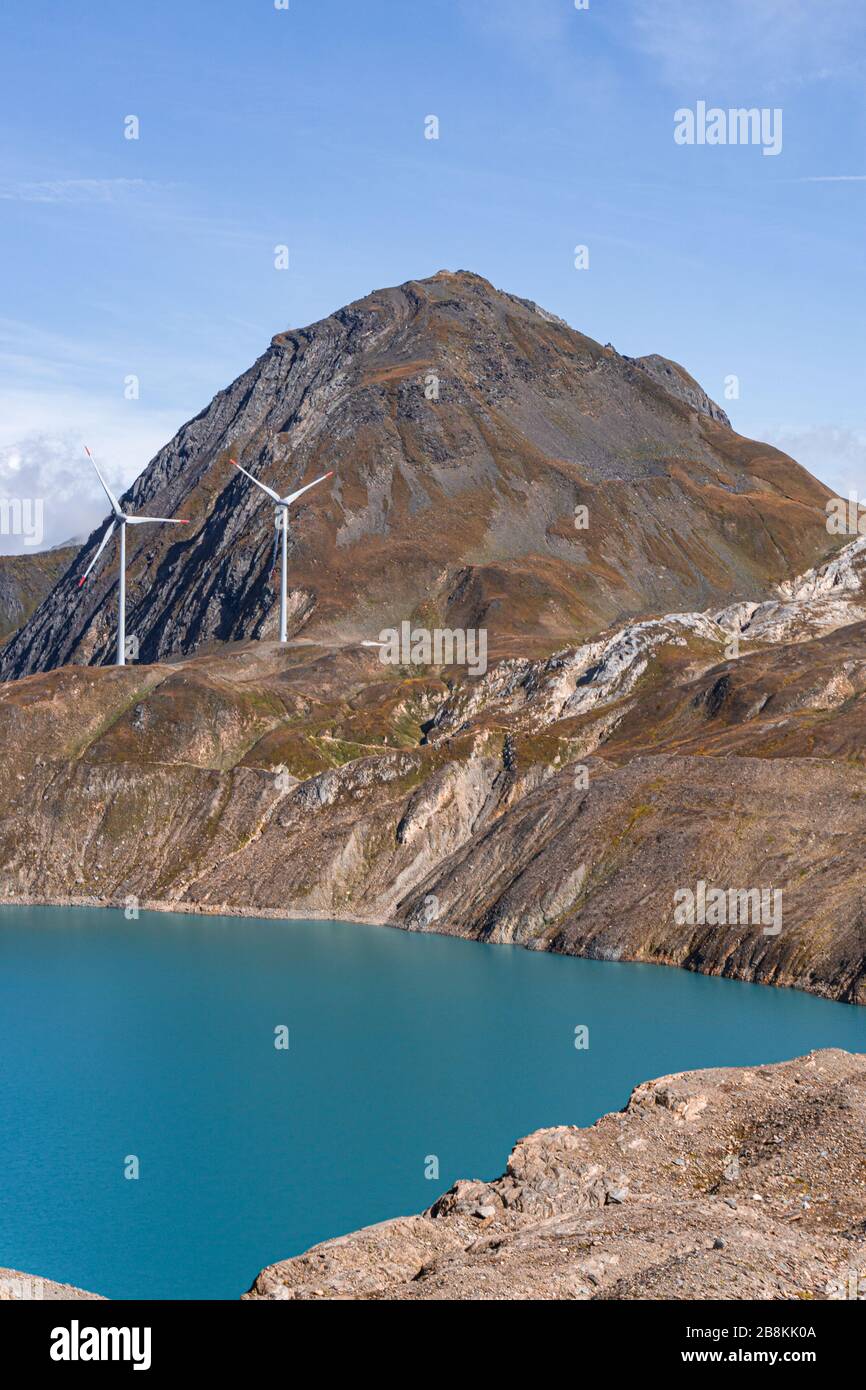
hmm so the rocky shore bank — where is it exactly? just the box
[245,1049,866,1301]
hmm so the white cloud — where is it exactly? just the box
[0,312,192,553]
[762,424,866,500]
[0,306,261,555]
[0,393,186,555]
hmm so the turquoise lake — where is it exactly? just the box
[0,904,863,1300]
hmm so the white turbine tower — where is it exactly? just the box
[78,447,190,666]
[231,459,333,643]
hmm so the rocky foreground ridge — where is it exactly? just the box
[0,1268,103,1300]
[245,1049,866,1301]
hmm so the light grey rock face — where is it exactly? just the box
[425,612,726,741]
[715,536,866,643]
[3,549,866,1006]
[425,536,866,743]
[633,353,732,428]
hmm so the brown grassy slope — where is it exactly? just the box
[0,621,865,1002]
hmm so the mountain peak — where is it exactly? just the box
[1,271,835,678]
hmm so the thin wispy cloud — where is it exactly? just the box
[1,174,287,266]
[0,316,119,381]
[0,178,160,204]
[763,425,866,500]
[0,394,187,555]
[791,175,866,183]
[462,0,619,110]
[628,0,866,89]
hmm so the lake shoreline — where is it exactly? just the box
[1,891,861,1008]
[2,910,863,1298]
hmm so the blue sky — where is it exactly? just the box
[1,0,864,551]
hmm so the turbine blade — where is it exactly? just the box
[84,446,121,515]
[231,458,280,502]
[125,516,190,525]
[78,520,116,587]
[281,470,334,508]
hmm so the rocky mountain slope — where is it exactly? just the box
[0,546,76,644]
[245,1049,866,1300]
[1,538,866,1003]
[0,271,862,1004]
[0,271,838,679]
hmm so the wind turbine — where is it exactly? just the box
[78,447,190,666]
[231,459,333,642]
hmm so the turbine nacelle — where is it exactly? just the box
[77,448,190,587]
[230,458,334,643]
[230,458,334,509]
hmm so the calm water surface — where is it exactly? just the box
[0,904,862,1299]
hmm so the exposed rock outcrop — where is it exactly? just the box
[0,1267,103,1300]
[633,352,732,428]
[0,630,865,999]
[244,1049,866,1300]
